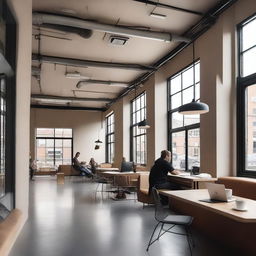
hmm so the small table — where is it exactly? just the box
[101,171,149,199]
[57,172,65,185]
[159,189,256,223]
[168,174,217,189]
[95,167,119,175]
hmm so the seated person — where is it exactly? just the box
[88,158,98,174]
[149,150,182,204]
[73,152,93,178]
[29,154,37,181]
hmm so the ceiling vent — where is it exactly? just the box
[109,35,129,46]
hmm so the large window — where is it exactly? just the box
[130,92,147,165]
[168,62,200,170]
[106,113,114,163]
[237,13,256,177]
[36,128,73,169]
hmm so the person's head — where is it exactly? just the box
[161,150,171,162]
[122,157,126,162]
[75,152,80,158]
[90,158,95,163]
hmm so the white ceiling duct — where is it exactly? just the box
[33,12,190,43]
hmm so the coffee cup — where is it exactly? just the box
[235,199,247,210]
[225,188,232,200]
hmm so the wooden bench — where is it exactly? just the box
[57,165,80,176]
[0,209,23,256]
[169,176,256,255]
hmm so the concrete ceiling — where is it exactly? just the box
[31,0,220,110]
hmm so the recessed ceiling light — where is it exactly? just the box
[150,12,167,19]
[65,72,89,79]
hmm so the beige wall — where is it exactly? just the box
[30,108,105,164]
[7,0,32,222]
[105,0,256,177]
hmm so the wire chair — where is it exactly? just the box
[146,187,195,255]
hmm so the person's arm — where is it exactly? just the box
[166,162,183,175]
[170,169,183,175]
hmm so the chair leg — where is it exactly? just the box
[157,223,164,240]
[146,222,161,251]
[185,227,193,256]
[187,226,195,247]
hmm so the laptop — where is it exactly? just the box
[199,183,236,203]
[120,161,134,172]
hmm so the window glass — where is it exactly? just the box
[106,113,115,163]
[242,18,256,51]
[172,131,185,170]
[131,93,147,164]
[188,129,200,169]
[245,84,256,171]
[170,75,181,95]
[36,128,72,168]
[168,61,200,170]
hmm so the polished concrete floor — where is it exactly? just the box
[10,176,234,256]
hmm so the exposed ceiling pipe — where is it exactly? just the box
[31,94,113,102]
[32,54,156,71]
[39,24,93,39]
[76,79,129,89]
[31,104,106,112]
[133,0,203,16]
[32,12,190,43]
[107,0,238,107]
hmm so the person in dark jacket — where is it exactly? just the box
[149,150,182,204]
[73,152,93,178]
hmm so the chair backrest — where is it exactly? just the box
[151,187,168,221]
[120,161,134,172]
[139,173,150,190]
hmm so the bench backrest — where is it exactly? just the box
[217,176,256,200]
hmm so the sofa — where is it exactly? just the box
[169,176,256,255]
[57,165,80,176]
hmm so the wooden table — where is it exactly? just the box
[160,189,256,223]
[95,167,119,175]
[168,174,217,189]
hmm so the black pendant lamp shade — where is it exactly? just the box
[178,99,209,115]
[94,139,103,144]
[138,119,150,129]
[178,42,209,115]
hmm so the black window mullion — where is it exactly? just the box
[237,13,256,178]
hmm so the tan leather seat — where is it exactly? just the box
[137,173,154,206]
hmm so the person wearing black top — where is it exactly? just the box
[149,150,181,204]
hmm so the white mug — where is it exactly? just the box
[235,199,247,210]
[225,188,232,199]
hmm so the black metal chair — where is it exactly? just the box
[146,187,195,255]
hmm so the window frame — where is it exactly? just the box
[237,12,256,178]
[0,1,17,210]
[130,92,147,165]
[105,112,115,163]
[36,128,73,168]
[167,61,200,171]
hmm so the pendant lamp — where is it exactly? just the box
[178,43,209,115]
[138,119,150,129]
